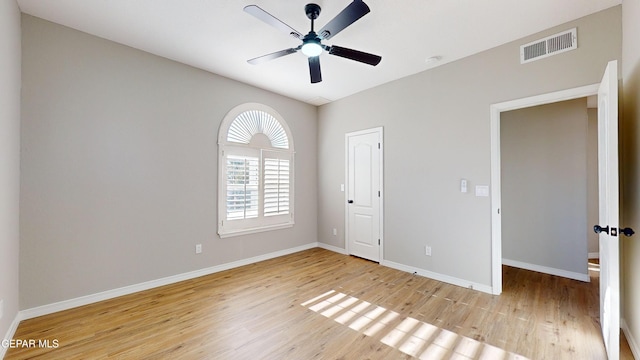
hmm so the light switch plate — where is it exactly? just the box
[475,185,489,197]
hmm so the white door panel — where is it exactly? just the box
[354,214,374,246]
[597,60,619,360]
[354,144,373,206]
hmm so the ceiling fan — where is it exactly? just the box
[244,0,382,83]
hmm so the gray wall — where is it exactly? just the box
[317,7,621,287]
[20,15,318,309]
[587,108,599,257]
[0,0,21,344]
[501,99,589,277]
[622,0,640,353]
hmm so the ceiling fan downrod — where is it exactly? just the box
[305,3,321,32]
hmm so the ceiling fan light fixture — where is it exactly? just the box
[301,41,323,57]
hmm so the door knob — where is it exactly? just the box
[594,225,609,234]
[348,200,354,204]
[621,227,635,237]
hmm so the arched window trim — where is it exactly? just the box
[218,103,295,238]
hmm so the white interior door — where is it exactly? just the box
[346,127,382,262]
[596,60,620,360]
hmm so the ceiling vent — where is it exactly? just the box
[520,28,577,64]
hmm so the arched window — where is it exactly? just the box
[218,103,294,238]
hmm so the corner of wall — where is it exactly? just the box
[0,0,22,353]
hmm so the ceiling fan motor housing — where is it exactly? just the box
[305,4,321,20]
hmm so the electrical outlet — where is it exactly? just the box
[425,246,432,256]
[0,299,4,320]
[332,228,337,236]
[195,244,202,254]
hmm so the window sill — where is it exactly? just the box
[218,222,294,239]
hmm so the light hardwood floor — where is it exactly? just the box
[4,248,634,359]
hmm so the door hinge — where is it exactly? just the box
[378,191,380,197]
[378,239,380,245]
[378,143,380,149]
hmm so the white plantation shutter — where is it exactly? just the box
[218,103,294,238]
[263,153,291,217]
[227,110,289,149]
[226,155,259,220]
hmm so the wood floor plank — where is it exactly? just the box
[4,248,634,359]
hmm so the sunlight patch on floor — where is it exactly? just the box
[301,290,530,359]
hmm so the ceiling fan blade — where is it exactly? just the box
[247,48,298,65]
[244,5,303,40]
[328,45,381,66]
[317,0,370,40]
[309,56,322,83]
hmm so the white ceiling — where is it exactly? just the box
[16,0,621,105]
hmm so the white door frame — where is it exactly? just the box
[489,84,600,295]
[345,126,384,262]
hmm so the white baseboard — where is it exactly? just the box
[317,242,347,255]
[1,313,22,359]
[622,318,640,359]
[588,252,600,259]
[502,258,590,282]
[19,242,318,321]
[381,259,493,295]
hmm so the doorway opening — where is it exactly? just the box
[491,60,621,359]
[489,83,600,295]
[499,97,598,282]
